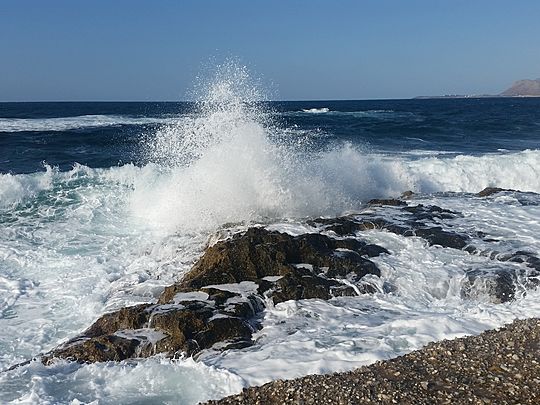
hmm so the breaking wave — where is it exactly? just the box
[0,115,180,132]
[3,148,539,228]
[130,63,540,232]
[302,108,330,113]
[292,108,415,119]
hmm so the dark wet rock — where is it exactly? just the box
[412,227,469,249]
[43,298,258,363]
[463,269,518,303]
[271,267,338,304]
[477,187,514,197]
[463,244,479,254]
[84,304,152,337]
[402,204,457,220]
[400,190,415,199]
[501,251,540,269]
[463,265,540,304]
[310,207,468,250]
[43,335,140,364]
[160,228,382,303]
[150,304,255,355]
[527,256,540,272]
[308,206,540,304]
[367,198,407,206]
[199,287,239,306]
[495,251,540,274]
[309,216,400,237]
[43,228,387,364]
[307,216,373,236]
[358,244,390,257]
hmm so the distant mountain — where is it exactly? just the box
[415,78,540,99]
[501,78,540,96]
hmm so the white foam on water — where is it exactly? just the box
[0,115,181,132]
[295,108,410,119]
[0,357,244,404]
[0,165,55,208]
[0,163,208,370]
[114,328,168,345]
[129,65,540,232]
[301,107,330,113]
[204,281,259,296]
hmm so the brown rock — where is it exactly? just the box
[160,228,382,303]
[367,198,407,206]
[42,227,386,365]
[477,187,513,197]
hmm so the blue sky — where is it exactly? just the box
[1,0,539,101]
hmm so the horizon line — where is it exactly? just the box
[0,95,524,103]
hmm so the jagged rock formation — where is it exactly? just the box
[501,78,540,96]
[42,228,387,364]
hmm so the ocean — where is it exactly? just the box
[1,72,540,403]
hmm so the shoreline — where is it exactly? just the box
[207,317,540,404]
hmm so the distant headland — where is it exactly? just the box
[415,78,540,99]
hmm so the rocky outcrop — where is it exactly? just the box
[160,228,383,301]
[476,187,516,197]
[367,198,407,207]
[462,267,538,303]
[466,251,540,303]
[43,228,387,364]
[309,202,540,304]
[38,196,539,366]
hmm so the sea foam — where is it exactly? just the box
[0,115,177,132]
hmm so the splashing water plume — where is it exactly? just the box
[134,63,359,233]
[132,63,540,234]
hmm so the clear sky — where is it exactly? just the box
[1,0,539,101]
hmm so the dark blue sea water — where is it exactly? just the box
[1,98,540,174]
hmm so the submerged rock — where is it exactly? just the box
[43,228,387,364]
[462,268,535,303]
[310,204,540,305]
[411,227,468,250]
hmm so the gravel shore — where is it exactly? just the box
[206,318,540,404]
